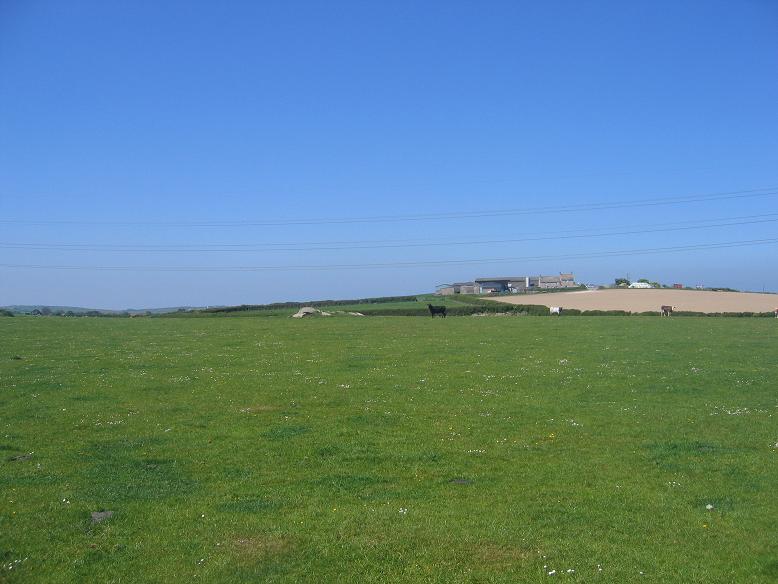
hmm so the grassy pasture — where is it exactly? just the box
[1,316,777,583]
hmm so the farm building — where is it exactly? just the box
[436,273,577,295]
[473,273,576,294]
[628,282,653,289]
[436,282,480,295]
[474,277,534,294]
[539,273,576,289]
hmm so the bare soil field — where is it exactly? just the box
[489,288,778,313]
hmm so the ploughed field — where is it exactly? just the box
[1,316,777,583]
[489,288,778,314]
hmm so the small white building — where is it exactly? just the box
[628,282,653,289]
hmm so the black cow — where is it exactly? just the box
[428,304,447,318]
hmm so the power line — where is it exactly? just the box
[1,186,776,227]
[1,238,776,271]
[1,214,776,252]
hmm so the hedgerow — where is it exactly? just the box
[201,295,419,313]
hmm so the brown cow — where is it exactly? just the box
[660,305,674,317]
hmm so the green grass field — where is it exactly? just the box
[1,316,776,582]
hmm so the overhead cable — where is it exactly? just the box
[1,237,775,271]
[1,214,777,252]
[0,186,776,227]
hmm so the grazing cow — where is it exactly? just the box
[550,306,562,316]
[774,308,778,318]
[428,304,447,318]
[660,305,674,317]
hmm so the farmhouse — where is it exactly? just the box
[539,273,576,289]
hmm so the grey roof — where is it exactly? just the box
[474,277,527,283]
[436,282,476,288]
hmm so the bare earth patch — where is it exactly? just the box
[488,289,778,313]
[230,536,292,561]
[473,543,534,567]
[238,405,278,413]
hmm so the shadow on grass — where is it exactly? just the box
[82,438,199,502]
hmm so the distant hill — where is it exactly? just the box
[4,305,100,314]
[1,305,201,315]
[124,306,203,315]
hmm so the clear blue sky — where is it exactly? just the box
[1,1,777,308]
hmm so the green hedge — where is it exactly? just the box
[578,310,631,317]
[671,311,775,318]
[361,304,550,317]
[201,295,419,314]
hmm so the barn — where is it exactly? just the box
[436,282,480,295]
[474,273,576,293]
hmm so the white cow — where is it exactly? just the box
[550,306,562,316]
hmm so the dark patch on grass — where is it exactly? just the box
[665,441,721,454]
[0,444,21,451]
[0,474,61,488]
[82,440,198,502]
[217,496,280,513]
[143,458,175,468]
[449,478,472,485]
[70,394,103,402]
[412,451,442,463]
[345,361,372,371]
[11,355,23,360]
[222,467,256,479]
[345,413,398,427]
[7,452,32,462]
[762,559,778,578]
[70,541,130,581]
[262,426,310,441]
[313,474,390,499]
[316,445,341,457]
[646,440,727,471]
[334,442,384,464]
